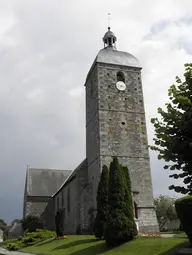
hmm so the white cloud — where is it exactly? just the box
[26,87,45,104]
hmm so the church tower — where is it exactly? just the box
[85,27,159,232]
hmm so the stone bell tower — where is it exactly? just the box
[85,27,159,233]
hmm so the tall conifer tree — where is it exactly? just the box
[93,165,109,239]
[122,166,138,237]
[105,157,136,246]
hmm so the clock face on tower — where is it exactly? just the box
[116,81,126,91]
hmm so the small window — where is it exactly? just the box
[117,72,125,82]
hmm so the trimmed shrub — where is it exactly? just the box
[175,195,192,243]
[94,165,109,239]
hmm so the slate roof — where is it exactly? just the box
[96,48,141,68]
[26,168,72,197]
[85,47,141,83]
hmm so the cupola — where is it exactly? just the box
[102,27,117,49]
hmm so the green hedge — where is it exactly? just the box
[175,195,192,243]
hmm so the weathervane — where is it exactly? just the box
[108,13,111,28]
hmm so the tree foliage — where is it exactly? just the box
[154,195,178,231]
[151,63,192,194]
[105,157,137,246]
[10,218,21,227]
[21,215,43,232]
[122,166,137,236]
[0,218,6,231]
[175,196,192,243]
[93,165,109,239]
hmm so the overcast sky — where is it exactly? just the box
[0,0,192,223]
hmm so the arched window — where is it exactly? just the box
[117,72,125,82]
[134,201,138,219]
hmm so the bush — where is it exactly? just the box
[6,243,22,251]
[3,229,56,250]
[25,229,55,242]
[22,236,34,244]
[175,195,192,243]
[21,215,44,232]
[172,227,180,233]
[17,236,22,241]
[161,227,168,232]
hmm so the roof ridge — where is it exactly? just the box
[28,168,72,171]
[52,158,87,197]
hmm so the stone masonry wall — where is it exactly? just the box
[40,198,55,230]
[53,159,88,234]
[138,208,159,233]
[54,178,78,234]
[86,66,100,167]
[80,183,93,233]
[85,61,159,232]
[25,201,48,218]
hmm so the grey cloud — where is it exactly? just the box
[0,0,191,222]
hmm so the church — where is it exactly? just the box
[23,27,159,234]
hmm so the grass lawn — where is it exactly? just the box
[20,235,190,255]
